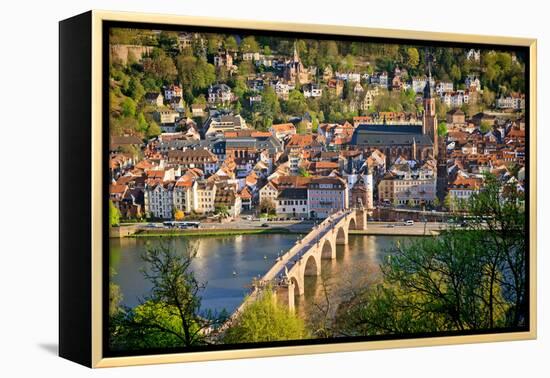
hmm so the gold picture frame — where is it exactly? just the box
[59,9,537,368]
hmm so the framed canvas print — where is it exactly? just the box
[59,10,537,368]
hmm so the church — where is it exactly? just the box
[283,42,310,84]
[351,67,439,163]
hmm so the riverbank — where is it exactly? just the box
[350,222,446,236]
[117,221,448,238]
[130,227,293,238]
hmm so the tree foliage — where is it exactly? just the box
[110,241,228,351]
[176,55,216,99]
[240,36,260,53]
[109,200,120,227]
[223,289,309,343]
[438,122,448,137]
[480,120,493,133]
[143,49,177,83]
[174,210,185,221]
[336,174,526,336]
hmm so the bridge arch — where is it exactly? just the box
[348,217,357,230]
[336,225,348,245]
[290,276,302,296]
[304,254,320,276]
[321,238,335,259]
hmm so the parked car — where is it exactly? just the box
[260,223,269,228]
[404,220,415,226]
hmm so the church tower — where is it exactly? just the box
[422,61,438,158]
[293,41,300,62]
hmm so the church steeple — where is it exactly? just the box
[293,41,300,62]
[422,49,438,158]
[424,60,434,99]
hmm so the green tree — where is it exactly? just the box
[110,242,227,350]
[438,122,448,137]
[406,47,420,68]
[450,64,462,83]
[193,94,207,106]
[435,98,448,120]
[298,167,310,177]
[121,97,137,117]
[444,193,454,211]
[482,87,496,108]
[262,86,281,115]
[137,112,148,133]
[259,199,276,215]
[240,36,260,53]
[234,100,242,114]
[223,289,309,343]
[296,120,309,135]
[109,281,123,317]
[146,121,161,138]
[207,35,221,55]
[109,200,120,227]
[336,174,526,335]
[157,31,178,51]
[286,90,308,115]
[480,120,493,133]
[127,77,145,102]
[214,205,230,219]
[143,49,177,83]
[224,35,238,51]
[176,55,216,97]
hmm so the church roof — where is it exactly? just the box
[351,124,433,147]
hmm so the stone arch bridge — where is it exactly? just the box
[256,208,368,311]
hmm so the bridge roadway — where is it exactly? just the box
[268,211,349,283]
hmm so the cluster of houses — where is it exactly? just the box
[109,124,376,220]
[110,95,525,221]
[140,40,526,140]
[443,110,526,209]
[109,38,526,221]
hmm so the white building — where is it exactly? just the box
[435,81,454,95]
[276,188,309,219]
[303,83,323,98]
[441,90,470,108]
[259,181,278,206]
[465,75,481,91]
[378,162,437,206]
[144,182,174,219]
[163,84,183,101]
[448,176,482,210]
[496,95,525,110]
[193,181,217,214]
[273,81,291,99]
[204,113,248,136]
[307,177,348,219]
[173,178,196,214]
[208,84,234,104]
[412,76,435,93]
[335,71,361,82]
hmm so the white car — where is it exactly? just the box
[404,220,415,226]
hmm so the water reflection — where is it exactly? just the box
[110,234,405,318]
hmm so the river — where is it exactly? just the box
[110,234,405,320]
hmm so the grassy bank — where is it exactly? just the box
[130,227,293,238]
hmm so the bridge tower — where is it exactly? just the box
[355,208,368,230]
